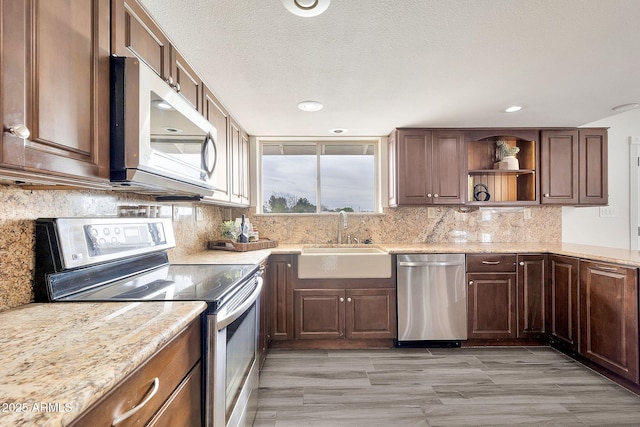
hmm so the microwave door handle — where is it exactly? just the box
[202,132,217,177]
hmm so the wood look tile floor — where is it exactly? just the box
[254,347,640,426]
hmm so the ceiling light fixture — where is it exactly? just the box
[504,105,522,113]
[611,102,639,112]
[152,99,174,110]
[281,0,330,17]
[297,100,323,112]
[329,128,348,134]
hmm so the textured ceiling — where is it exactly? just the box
[140,0,640,136]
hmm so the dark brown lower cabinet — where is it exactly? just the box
[467,272,517,339]
[294,288,396,340]
[548,255,580,352]
[517,254,547,338]
[268,255,294,341]
[580,260,638,383]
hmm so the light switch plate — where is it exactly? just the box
[196,207,204,221]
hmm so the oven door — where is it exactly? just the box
[207,276,262,427]
[111,56,217,197]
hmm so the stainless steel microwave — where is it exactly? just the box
[110,56,217,197]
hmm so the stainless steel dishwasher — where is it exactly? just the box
[396,254,467,346]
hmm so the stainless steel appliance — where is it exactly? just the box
[34,217,261,427]
[396,254,467,346]
[111,56,217,197]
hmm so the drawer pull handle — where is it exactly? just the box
[481,261,501,265]
[112,377,160,426]
[595,265,618,272]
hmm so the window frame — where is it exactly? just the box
[256,137,382,215]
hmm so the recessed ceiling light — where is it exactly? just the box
[505,105,522,113]
[329,128,348,134]
[297,100,323,112]
[611,103,639,112]
[281,0,330,17]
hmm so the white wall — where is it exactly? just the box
[562,108,640,249]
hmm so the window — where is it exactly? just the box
[260,140,378,214]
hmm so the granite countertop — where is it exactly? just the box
[0,301,207,427]
[172,242,640,269]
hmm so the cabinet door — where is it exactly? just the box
[294,289,345,339]
[396,129,432,204]
[540,130,579,204]
[346,289,396,339]
[259,261,270,367]
[548,255,579,352]
[580,260,638,383]
[202,86,230,203]
[467,273,517,339]
[268,255,294,341]
[2,0,110,185]
[112,0,171,79]
[517,254,547,338]
[431,130,466,205]
[229,120,250,206]
[170,47,202,113]
[579,128,608,205]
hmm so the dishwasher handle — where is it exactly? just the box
[398,261,465,267]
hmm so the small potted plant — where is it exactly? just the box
[495,140,520,170]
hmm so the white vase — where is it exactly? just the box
[503,155,519,170]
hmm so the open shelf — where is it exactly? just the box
[467,135,537,203]
[468,169,535,176]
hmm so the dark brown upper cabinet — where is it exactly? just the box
[540,128,607,206]
[388,129,465,206]
[466,129,538,205]
[112,0,171,80]
[1,0,111,187]
[112,0,203,113]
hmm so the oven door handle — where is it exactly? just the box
[217,277,263,330]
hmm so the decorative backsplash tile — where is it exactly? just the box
[246,206,561,245]
[0,183,561,312]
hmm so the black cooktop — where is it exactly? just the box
[57,263,259,306]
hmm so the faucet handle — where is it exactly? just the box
[353,237,359,244]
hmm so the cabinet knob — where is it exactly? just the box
[9,124,30,139]
[519,261,525,266]
[340,297,344,302]
[175,82,181,92]
[165,75,174,85]
[427,193,432,197]
[347,297,352,302]
[468,281,473,285]
[434,194,439,198]
[287,263,291,268]
[543,193,549,198]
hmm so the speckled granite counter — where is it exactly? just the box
[172,242,640,269]
[0,301,206,426]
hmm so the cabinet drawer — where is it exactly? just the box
[71,320,202,427]
[466,254,516,272]
[148,361,202,427]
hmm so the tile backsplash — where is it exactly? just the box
[247,206,561,245]
[0,183,561,312]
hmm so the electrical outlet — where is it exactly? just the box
[196,207,204,221]
[172,206,180,221]
[427,207,436,219]
[523,208,531,220]
[599,206,617,217]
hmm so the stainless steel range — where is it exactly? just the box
[34,217,262,427]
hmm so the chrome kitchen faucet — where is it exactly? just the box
[337,210,348,244]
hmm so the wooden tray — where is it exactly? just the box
[208,238,278,252]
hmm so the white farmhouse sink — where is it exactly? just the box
[298,246,392,279]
